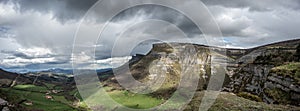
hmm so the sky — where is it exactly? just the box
[0,0,300,72]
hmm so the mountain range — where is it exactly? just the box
[1,39,300,110]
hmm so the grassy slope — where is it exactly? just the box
[109,90,163,109]
[69,87,162,110]
[80,86,300,110]
[186,92,300,111]
[13,84,48,93]
[271,62,300,84]
[2,85,299,110]
[0,84,78,111]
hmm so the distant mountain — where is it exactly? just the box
[40,68,73,74]
[96,68,113,73]
[14,68,114,75]
[0,69,32,87]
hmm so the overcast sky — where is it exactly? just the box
[0,0,300,72]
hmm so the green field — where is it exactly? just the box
[185,91,300,111]
[109,90,163,109]
[80,86,164,110]
[13,84,48,93]
[0,84,78,111]
[2,84,300,111]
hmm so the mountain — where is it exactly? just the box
[43,68,73,74]
[41,68,113,75]
[102,39,300,109]
[227,39,300,106]
[5,68,114,75]
[1,39,300,110]
[0,68,82,111]
[0,69,33,88]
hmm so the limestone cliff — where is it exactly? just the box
[228,39,300,106]
[104,39,300,106]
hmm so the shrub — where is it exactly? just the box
[296,44,300,61]
[264,88,291,105]
[237,92,263,102]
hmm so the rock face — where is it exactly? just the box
[227,40,300,106]
[230,63,300,105]
[0,98,9,111]
[264,63,300,105]
[104,39,300,106]
[105,43,231,98]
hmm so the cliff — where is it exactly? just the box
[227,39,300,106]
[104,39,300,107]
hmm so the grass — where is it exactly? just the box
[0,88,76,111]
[80,87,164,110]
[44,83,56,89]
[0,84,83,111]
[264,88,291,105]
[237,92,263,102]
[273,62,300,71]
[3,84,300,111]
[69,89,84,101]
[69,89,91,110]
[13,84,48,93]
[185,91,300,111]
[271,62,300,84]
[108,90,163,109]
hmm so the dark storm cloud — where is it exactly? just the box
[0,0,98,23]
[3,0,204,36]
[111,4,202,38]
[202,0,270,11]
[1,0,300,71]
[202,0,300,12]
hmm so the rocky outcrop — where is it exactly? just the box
[263,64,300,105]
[230,64,300,105]
[104,43,231,98]
[0,98,10,111]
[228,43,300,106]
[103,39,300,106]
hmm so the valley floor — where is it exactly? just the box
[1,84,300,111]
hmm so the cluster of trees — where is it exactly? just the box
[296,44,300,61]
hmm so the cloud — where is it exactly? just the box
[0,47,63,68]
[1,0,300,71]
[95,56,132,68]
[202,0,300,12]
[72,51,132,69]
[1,47,53,59]
[205,4,300,48]
[0,0,98,23]
[208,6,269,38]
[1,56,56,67]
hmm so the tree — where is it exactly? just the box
[296,44,300,61]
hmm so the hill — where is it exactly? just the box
[101,39,300,110]
[1,39,300,110]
